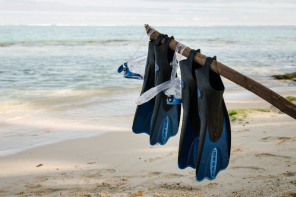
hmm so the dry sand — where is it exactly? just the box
[0,100,295,197]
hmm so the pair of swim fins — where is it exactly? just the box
[132,37,230,181]
[132,35,181,145]
[178,49,231,181]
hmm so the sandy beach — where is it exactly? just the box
[0,97,295,197]
[1,1,296,195]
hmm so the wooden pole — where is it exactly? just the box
[144,24,296,120]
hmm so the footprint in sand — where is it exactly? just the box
[58,172,74,179]
[163,173,183,178]
[100,168,116,174]
[147,152,174,162]
[231,148,241,154]
[235,129,250,133]
[260,136,296,145]
[78,171,103,185]
[255,153,291,159]
[281,192,296,197]
[276,137,296,145]
[25,183,42,189]
[88,172,102,178]
[260,136,271,142]
[80,170,103,182]
[207,182,218,188]
[282,172,296,177]
[147,172,162,177]
[156,183,200,191]
[16,191,25,195]
[36,176,49,182]
[231,166,265,171]
[32,188,64,196]
[0,190,7,195]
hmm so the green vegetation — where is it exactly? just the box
[272,72,296,81]
[228,109,247,121]
[228,108,271,121]
[255,108,271,112]
[285,96,296,102]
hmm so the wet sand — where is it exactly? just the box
[0,99,295,197]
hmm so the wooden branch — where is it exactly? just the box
[144,24,296,119]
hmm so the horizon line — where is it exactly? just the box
[1,24,295,27]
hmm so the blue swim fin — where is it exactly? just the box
[194,56,231,181]
[178,49,201,169]
[132,34,167,135]
[149,36,181,145]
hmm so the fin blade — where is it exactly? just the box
[150,99,180,145]
[132,102,154,135]
[196,118,230,181]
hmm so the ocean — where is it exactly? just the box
[0,26,295,156]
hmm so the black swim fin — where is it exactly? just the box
[195,56,231,181]
[178,49,201,169]
[132,34,167,135]
[150,36,181,145]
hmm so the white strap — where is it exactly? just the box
[135,43,187,105]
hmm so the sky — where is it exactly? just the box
[0,0,296,26]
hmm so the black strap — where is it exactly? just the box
[152,34,167,46]
[187,49,201,70]
[204,56,216,73]
[164,36,174,48]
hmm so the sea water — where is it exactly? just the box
[0,26,295,156]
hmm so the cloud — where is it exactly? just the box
[0,0,295,25]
